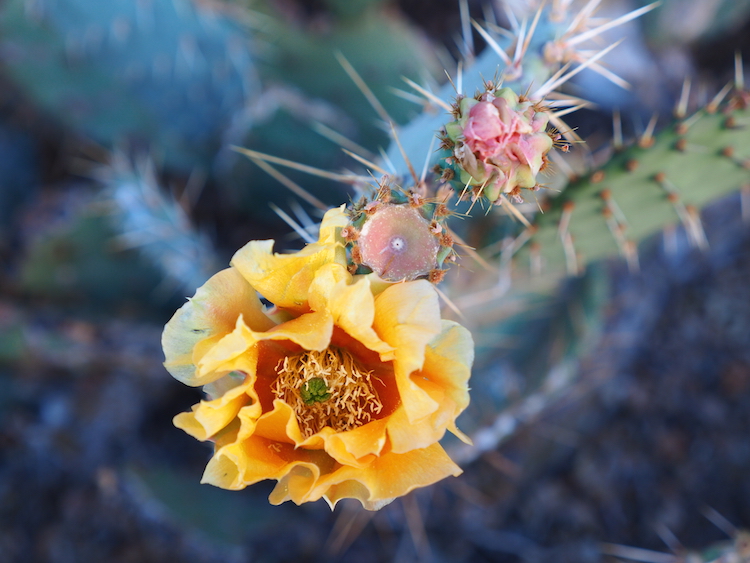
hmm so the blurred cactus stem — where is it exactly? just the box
[0,0,260,171]
[94,152,220,294]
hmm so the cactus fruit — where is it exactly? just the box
[345,181,456,282]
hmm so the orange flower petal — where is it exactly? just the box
[162,267,273,386]
[201,437,292,490]
[258,309,334,351]
[253,399,303,445]
[204,438,336,496]
[251,396,386,467]
[421,320,473,443]
[216,440,459,509]
[385,403,444,453]
[196,310,333,378]
[322,418,388,466]
[194,316,258,379]
[269,463,323,505]
[386,320,473,452]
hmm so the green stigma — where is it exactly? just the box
[300,377,332,405]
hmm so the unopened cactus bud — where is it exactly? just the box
[441,87,554,205]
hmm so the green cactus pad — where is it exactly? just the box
[0,0,259,171]
[517,96,750,282]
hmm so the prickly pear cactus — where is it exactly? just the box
[0,0,259,171]
[18,189,170,312]
[94,152,220,294]
[318,0,747,462]
[221,1,443,213]
[438,84,750,460]
[516,91,750,285]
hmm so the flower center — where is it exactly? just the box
[388,236,406,253]
[272,348,384,437]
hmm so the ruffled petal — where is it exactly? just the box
[253,399,304,445]
[230,207,348,310]
[421,320,473,438]
[196,310,333,378]
[173,374,259,441]
[385,320,473,452]
[162,268,273,386]
[258,310,334,351]
[205,438,337,501]
[252,400,386,468]
[316,443,462,510]
[373,281,442,423]
[386,403,444,453]
[202,437,310,490]
[309,264,395,358]
[193,316,259,380]
[322,418,388,465]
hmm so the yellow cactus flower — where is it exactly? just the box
[162,206,474,510]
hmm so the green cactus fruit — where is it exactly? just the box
[0,0,259,171]
[438,86,559,205]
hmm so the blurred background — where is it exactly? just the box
[1,0,750,561]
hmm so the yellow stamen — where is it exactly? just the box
[272,349,383,437]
